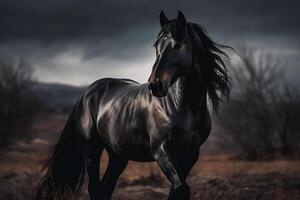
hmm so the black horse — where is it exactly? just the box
[36,11,230,200]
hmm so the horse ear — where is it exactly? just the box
[160,11,169,27]
[176,10,187,27]
[175,10,187,42]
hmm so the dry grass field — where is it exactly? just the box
[0,114,300,200]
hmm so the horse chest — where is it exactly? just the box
[169,110,211,150]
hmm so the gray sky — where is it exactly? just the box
[0,0,299,86]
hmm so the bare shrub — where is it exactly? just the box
[219,47,300,158]
[0,58,40,148]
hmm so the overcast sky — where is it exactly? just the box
[0,0,299,86]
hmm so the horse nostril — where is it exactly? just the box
[156,79,163,91]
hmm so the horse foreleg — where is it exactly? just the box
[177,149,199,180]
[99,151,128,200]
[153,141,190,200]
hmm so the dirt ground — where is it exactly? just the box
[0,114,300,200]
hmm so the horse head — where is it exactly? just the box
[148,11,193,97]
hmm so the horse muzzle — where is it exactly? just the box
[148,78,169,97]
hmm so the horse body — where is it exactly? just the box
[90,78,154,161]
[36,11,230,200]
[81,75,210,162]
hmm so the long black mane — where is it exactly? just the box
[160,21,231,112]
[189,23,231,112]
[188,23,231,111]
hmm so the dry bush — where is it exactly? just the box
[219,47,300,158]
[0,58,40,148]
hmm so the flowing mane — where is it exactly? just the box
[158,20,231,113]
[188,23,231,113]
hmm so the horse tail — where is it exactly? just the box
[35,106,85,199]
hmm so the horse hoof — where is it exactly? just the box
[168,183,190,200]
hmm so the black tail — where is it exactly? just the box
[35,108,85,199]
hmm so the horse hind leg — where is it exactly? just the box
[85,138,104,200]
[98,150,128,200]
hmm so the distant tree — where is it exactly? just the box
[0,59,40,148]
[271,84,300,154]
[219,47,300,158]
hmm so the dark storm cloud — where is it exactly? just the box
[0,0,299,44]
[0,0,157,43]
[0,0,299,85]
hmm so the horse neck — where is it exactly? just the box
[170,64,207,116]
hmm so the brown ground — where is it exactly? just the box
[0,114,300,200]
